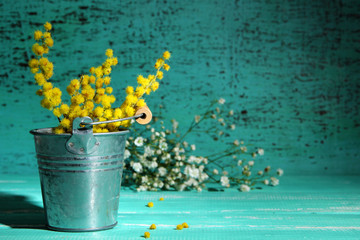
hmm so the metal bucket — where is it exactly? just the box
[30,117,129,232]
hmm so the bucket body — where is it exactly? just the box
[30,121,129,232]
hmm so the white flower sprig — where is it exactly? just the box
[122,99,283,192]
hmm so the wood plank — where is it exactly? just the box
[0,175,360,239]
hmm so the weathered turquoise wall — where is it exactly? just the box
[0,0,359,175]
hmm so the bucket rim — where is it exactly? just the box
[30,127,130,136]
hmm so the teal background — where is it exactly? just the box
[0,0,359,176]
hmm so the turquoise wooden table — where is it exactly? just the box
[1,175,359,239]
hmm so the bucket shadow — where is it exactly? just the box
[0,192,47,229]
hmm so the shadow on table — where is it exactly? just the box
[0,192,46,229]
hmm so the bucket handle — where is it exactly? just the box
[80,106,152,127]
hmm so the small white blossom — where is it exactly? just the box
[158,167,167,176]
[263,179,269,185]
[240,184,250,192]
[124,149,131,159]
[237,160,243,166]
[258,170,263,175]
[149,161,158,169]
[132,162,142,173]
[233,140,240,146]
[240,146,247,152]
[258,148,264,156]
[230,124,236,130]
[184,165,200,179]
[190,144,196,151]
[248,161,254,166]
[220,176,229,187]
[270,177,279,186]
[195,115,201,123]
[134,137,144,147]
[213,169,219,175]
[218,98,226,104]
[159,142,168,151]
[277,168,284,176]
[228,110,234,115]
[137,185,147,192]
[144,146,154,156]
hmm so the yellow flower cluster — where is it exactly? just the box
[29,22,171,134]
[29,22,61,128]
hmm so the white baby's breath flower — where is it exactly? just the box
[257,170,263,176]
[124,149,131,159]
[125,140,130,147]
[144,146,154,156]
[220,176,229,187]
[240,146,247,152]
[195,115,201,123]
[228,110,234,115]
[156,149,162,155]
[159,142,168,151]
[132,162,142,173]
[213,169,219,175]
[141,176,148,183]
[270,177,279,186]
[191,144,196,151]
[137,185,147,192]
[263,179,269,185]
[237,160,243,166]
[230,124,236,130]
[150,161,158,169]
[276,168,284,176]
[233,140,240,146]
[184,165,200,179]
[216,107,220,113]
[218,98,226,104]
[134,137,144,147]
[248,160,254,166]
[240,184,250,192]
[158,167,167,176]
[258,148,264,156]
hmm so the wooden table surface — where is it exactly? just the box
[1,175,359,239]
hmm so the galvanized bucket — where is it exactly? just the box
[30,117,129,232]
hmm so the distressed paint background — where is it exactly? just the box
[0,0,359,175]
